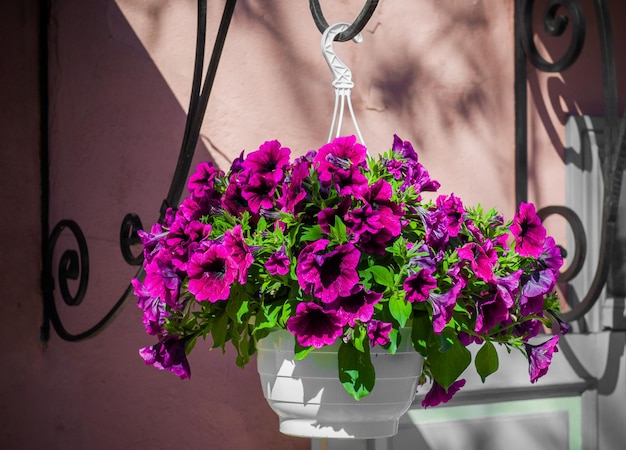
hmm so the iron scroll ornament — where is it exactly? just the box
[40,0,238,342]
[516,0,626,322]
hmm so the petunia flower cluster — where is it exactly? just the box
[134,134,568,406]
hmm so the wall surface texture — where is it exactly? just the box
[0,0,624,449]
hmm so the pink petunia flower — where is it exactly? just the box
[286,302,344,348]
[511,202,547,257]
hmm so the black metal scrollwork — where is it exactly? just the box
[516,0,626,322]
[40,0,238,342]
[520,0,586,73]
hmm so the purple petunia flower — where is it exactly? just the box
[421,208,449,250]
[143,257,181,308]
[265,246,290,276]
[133,278,169,336]
[224,225,253,284]
[392,134,419,161]
[361,179,404,236]
[241,172,277,214]
[286,302,344,348]
[278,159,310,214]
[511,202,547,257]
[526,335,559,383]
[318,199,351,235]
[367,320,393,347]
[330,286,382,326]
[540,236,564,274]
[404,268,438,303]
[187,161,222,201]
[222,172,249,216]
[187,242,237,302]
[519,269,557,315]
[429,280,464,333]
[242,140,291,184]
[314,136,369,197]
[296,240,361,303]
[421,379,466,408]
[436,193,465,238]
[139,336,191,379]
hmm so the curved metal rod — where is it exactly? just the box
[521,0,585,73]
[309,0,379,42]
[537,206,587,283]
[40,0,237,342]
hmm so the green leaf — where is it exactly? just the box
[389,294,412,327]
[338,341,376,401]
[330,216,348,243]
[428,329,471,389]
[383,328,399,354]
[211,312,229,351]
[294,341,314,360]
[411,310,432,355]
[475,340,499,382]
[225,290,244,322]
[368,265,395,288]
[300,225,324,242]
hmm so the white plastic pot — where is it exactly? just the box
[256,329,423,439]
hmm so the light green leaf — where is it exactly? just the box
[368,265,395,288]
[389,294,412,327]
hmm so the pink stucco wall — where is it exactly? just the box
[1,1,624,449]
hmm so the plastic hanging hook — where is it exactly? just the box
[321,22,365,145]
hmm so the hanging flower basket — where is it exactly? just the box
[134,134,568,439]
[257,328,422,438]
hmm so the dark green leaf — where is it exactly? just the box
[475,340,499,382]
[338,341,376,401]
[211,312,229,350]
[411,311,432,355]
[428,329,471,389]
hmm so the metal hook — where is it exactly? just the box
[310,0,379,42]
[321,22,365,144]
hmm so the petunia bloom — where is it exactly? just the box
[367,320,393,347]
[139,336,191,380]
[422,379,466,408]
[242,139,291,184]
[286,302,344,348]
[404,268,438,303]
[187,243,237,302]
[296,240,361,303]
[526,335,559,383]
[331,286,382,326]
[265,246,290,276]
[511,202,547,257]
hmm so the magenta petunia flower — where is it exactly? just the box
[436,194,465,238]
[241,172,277,214]
[143,257,181,308]
[404,268,437,303]
[265,246,290,276]
[421,379,466,408]
[330,286,382,326]
[511,202,547,257]
[286,302,344,348]
[242,140,291,184]
[222,172,249,216]
[133,278,169,336]
[526,335,559,383]
[361,179,404,236]
[357,228,395,255]
[187,161,222,200]
[296,240,361,303]
[187,243,237,302]
[278,159,310,214]
[367,320,393,347]
[224,225,253,284]
[318,199,351,234]
[139,336,191,379]
[457,240,498,282]
[346,204,382,236]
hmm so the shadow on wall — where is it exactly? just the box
[46,0,213,333]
